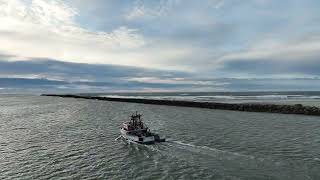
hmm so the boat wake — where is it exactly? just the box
[115,135,139,145]
[114,135,122,141]
[168,140,255,159]
[117,135,256,163]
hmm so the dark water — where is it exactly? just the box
[1,95,320,179]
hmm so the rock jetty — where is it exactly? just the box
[41,94,320,116]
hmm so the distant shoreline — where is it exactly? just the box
[41,94,320,116]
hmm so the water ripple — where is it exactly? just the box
[1,95,320,179]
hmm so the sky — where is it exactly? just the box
[1,0,320,93]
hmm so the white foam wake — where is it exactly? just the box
[114,135,123,141]
[169,140,255,159]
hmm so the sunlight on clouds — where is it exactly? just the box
[127,77,228,86]
[217,35,320,65]
[1,0,320,79]
[0,0,146,65]
[31,0,78,27]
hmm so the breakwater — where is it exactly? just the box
[42,94,320,116]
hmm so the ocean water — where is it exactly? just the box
[1,94,320,179]
[98,91,320,107]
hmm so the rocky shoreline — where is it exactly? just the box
[42,94,320,116]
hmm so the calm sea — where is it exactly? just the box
[1,94,320,179]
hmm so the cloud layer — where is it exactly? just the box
[1,58,320,93]
[1,0,320,92]
[0,0,146,66]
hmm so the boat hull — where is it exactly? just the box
[120,128,155,144]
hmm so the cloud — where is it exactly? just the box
[0,57,230,92]
[0,57,191,82]
[1,0,320,92]
[125,0,180,21]
[215,33,320,77]
[0,0,209,71]
[1,56,320,93]
[0,0,146,66]
[125,5,146,20]
[208,0,225,9]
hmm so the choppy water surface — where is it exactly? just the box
[1,95,320,179]
[100,91,320,107]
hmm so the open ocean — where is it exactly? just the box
[1,93,320,179]
[97,91,320,107]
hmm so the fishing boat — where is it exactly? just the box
[120,112,165,144]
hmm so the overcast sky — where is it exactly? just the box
[1,0,320,92]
